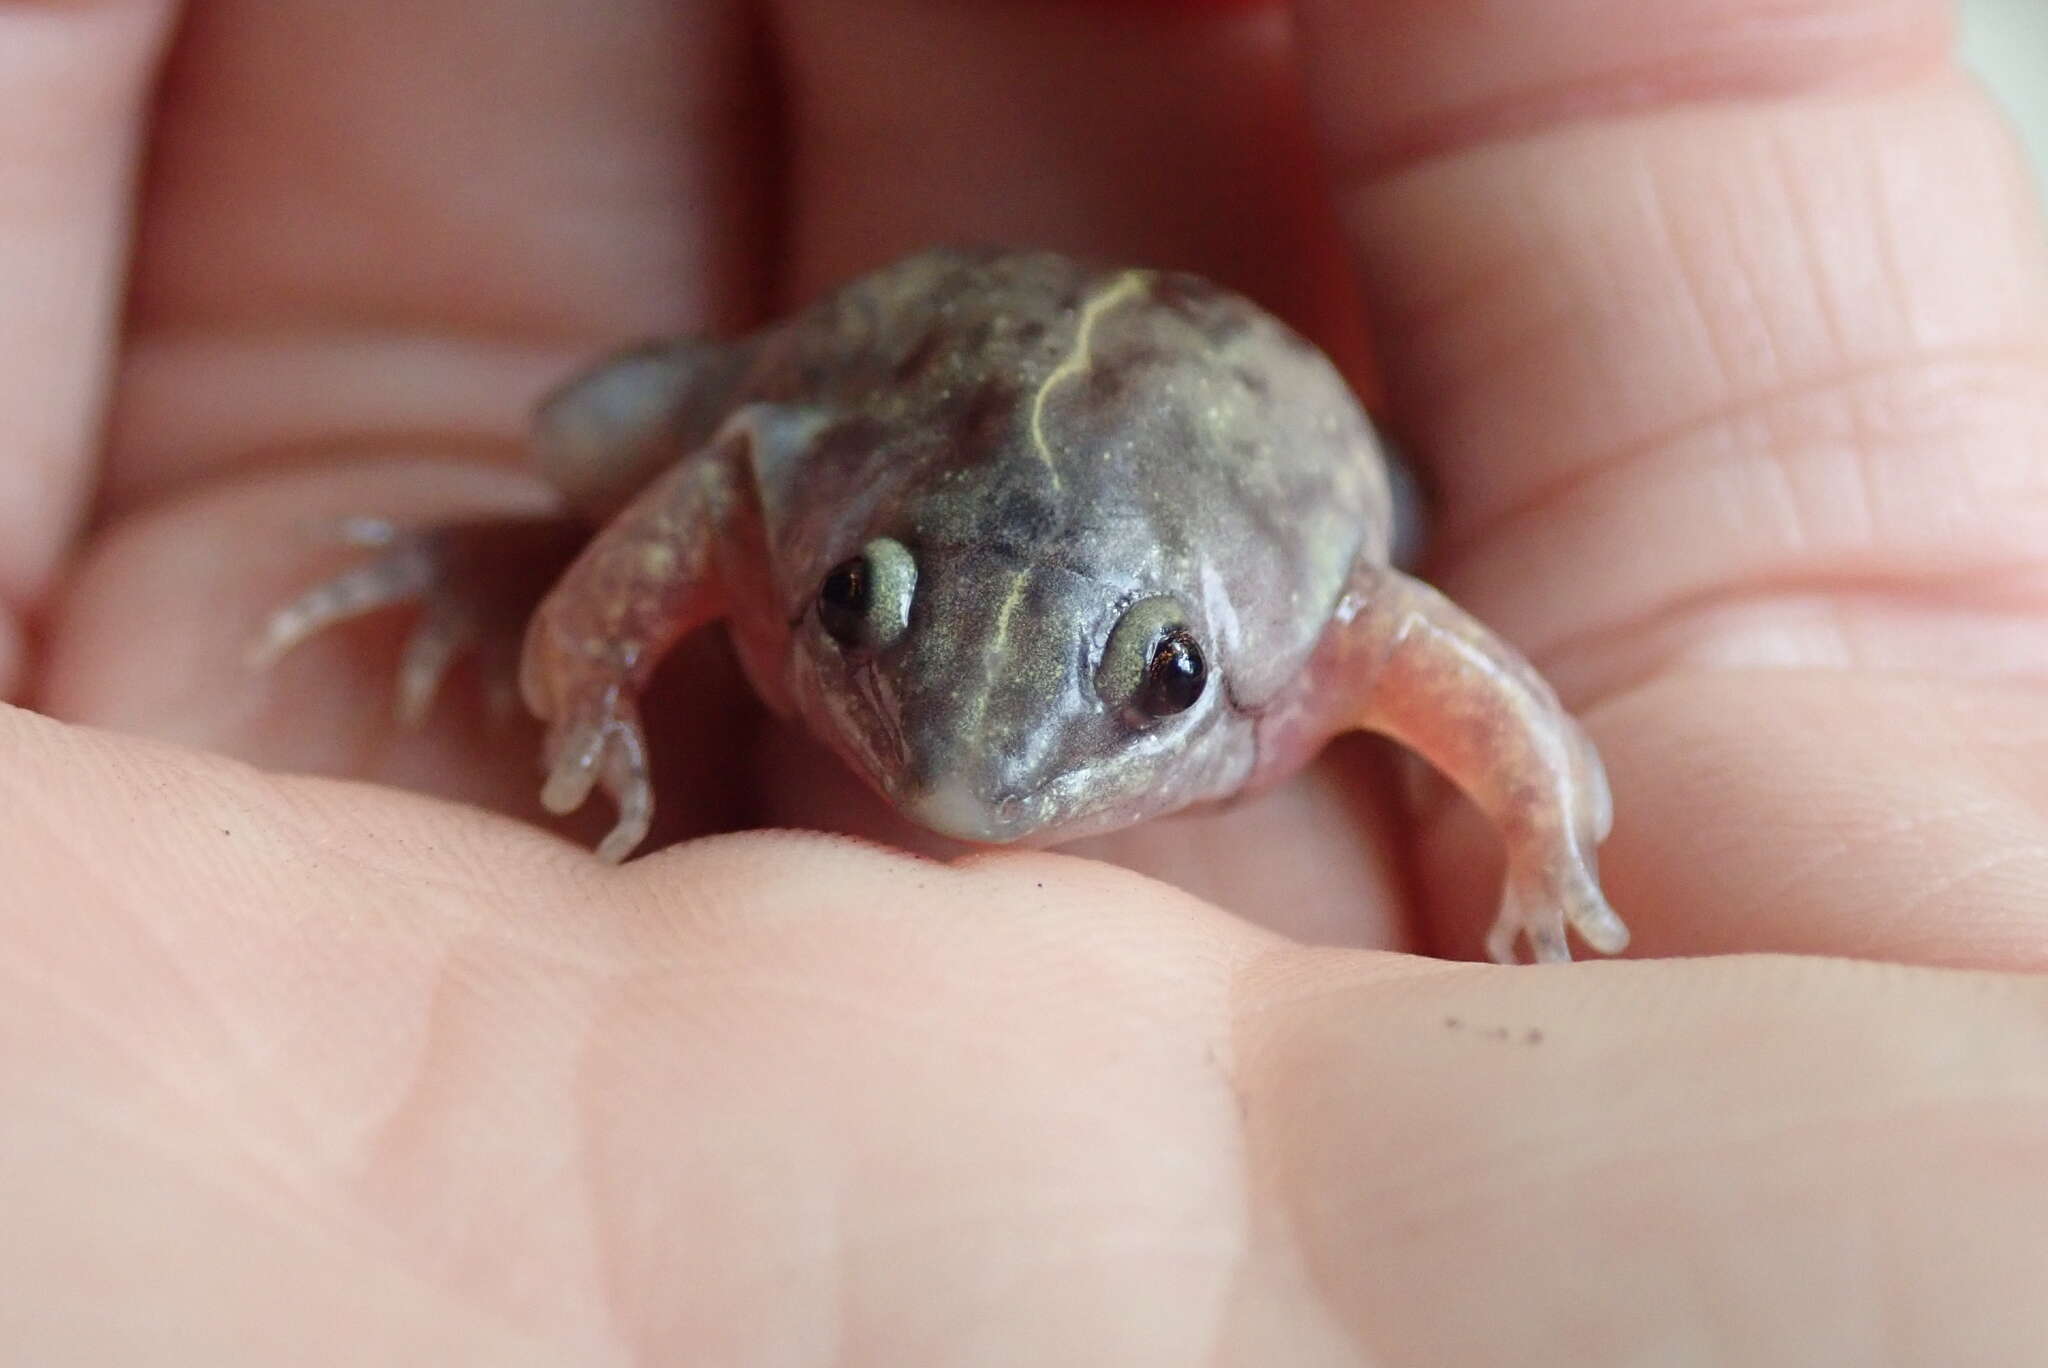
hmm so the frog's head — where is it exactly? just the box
[784,532,1258,845]
[762,257,1383,843]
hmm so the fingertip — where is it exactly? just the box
[1577,899,1633,958]
[539,738,600,816]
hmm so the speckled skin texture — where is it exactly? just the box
[261,248,1626,962]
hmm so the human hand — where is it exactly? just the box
[9,0,2048,1360]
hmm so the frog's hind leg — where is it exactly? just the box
[252,515,590,726]
[1317,562,1628,964]
[532,338,757,521]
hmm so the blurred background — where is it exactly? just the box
[1964,0,2047,193]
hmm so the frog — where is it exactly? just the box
[254,247,1628,964]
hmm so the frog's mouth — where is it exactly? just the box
[822,661,1246,848]
[893,756,1206,849]
[799,660,1069,844]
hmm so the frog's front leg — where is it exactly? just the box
[1311,563,1628,964]
[517,406,795,863]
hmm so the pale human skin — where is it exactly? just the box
[8,0,2048,1363]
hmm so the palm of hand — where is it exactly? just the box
[7,0,2048,1360]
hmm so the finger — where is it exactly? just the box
[0,0,173,694]
[5,704,2044,1360]
[1239,945,2048,1364]
[104,0,774,508]
[1289,0,2048,961]
[769,0,1369,374]
[0,702,1274,1359]
[1291,0,2048,682]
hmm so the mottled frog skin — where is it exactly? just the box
[259,248,1627,963]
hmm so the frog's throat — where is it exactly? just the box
[1026,270,1151,491]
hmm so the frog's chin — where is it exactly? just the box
[897,772,1046,846]
[891,770,1164,849]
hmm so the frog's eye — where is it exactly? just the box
[1097,595,1207,722]
[818,537,917,651]
[1141,628,1207,716]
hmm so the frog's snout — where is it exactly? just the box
[888,712,1075,845]
[901,771,1038,845]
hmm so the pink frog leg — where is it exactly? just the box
[1315,562,1628,964]
[517,416,763,863]
[253,339,757,727]
[252,514,591,726]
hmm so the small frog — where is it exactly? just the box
[256,248,1627,964]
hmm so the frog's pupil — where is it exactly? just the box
[1140,629,1206,717]
[819,557,871,645]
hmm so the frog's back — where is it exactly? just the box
[743,248,1103,409]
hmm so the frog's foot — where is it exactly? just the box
[535,688,653,863]
[252,515,587,726]
[1488,836,1631,965]
[1478,718,1624,964]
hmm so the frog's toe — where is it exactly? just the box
[538,695,654,863]
[393,610,479,728]
[1483,914,1525,966]
[252,529,499,728]
[1487,888,1572,966]
[248,540,438,670]
[1568,881,1631,958]
[539,716,605,816]
[1490,847,1629,965]
[594,728,653,863]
